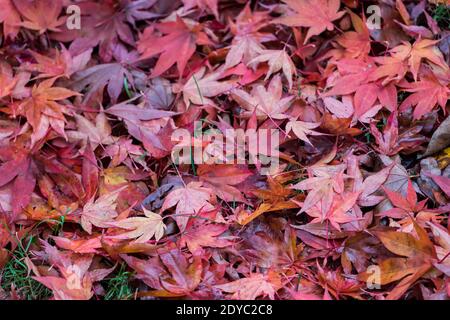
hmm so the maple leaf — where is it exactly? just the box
[105,101,177,122]
[80,187,124,234]
[341,233,379,274]
[0,62,20,99]
[35,153,85,202]
[215,271,282,300]
[292,164,346,214]
[353,83,397,119]
[335,10,371,59]
[274,0,345,43]
[231,75,294,119]
[142,77,174,110]
[109,207,166,243]
[13,0,65,34]
[305,192,360,231]
[71,63,133,104]
[359,222,437,300]
[381,155,410,196]
[67,113,116,151]
[224,36,265,70]
[428,222,450,275]
[81,142,99,202]
[323,57,377,96]
[252,175,296,205]
[317,265,362,299]
[370,112,402,156]
[177,67,236,107]
[426,173,450,198]
[182,0,219,19]
[0,69,30,101]
[2,0,449,302]
[321,113,361,136]
[224,3,274,68]
[16,78,79,145]
[137,17,212,77]
[0,140,36,218]
[161,181,215,231]
[228,3,273,39]
[399,71,449,119]
[286,120,323,146]
[237,203,272,226]
[324,59,398,117]
[248,49,297,89]
[346,155,393,207]
[125,120,175,159]
[121,254,168,292]
[22,47,92,80]
[180,221,232,253]
[381,180,426,219]
[104,101,177,158]
[52,234,102,254]
[103,137,145,168]
[239,176,300,225]
[0,0,21,39]
[369,55,409,85]
[322,96,354,119]
[197,164,252,203]
[131,245,203,297]
[32,242,114,300]
[239,222,300,269]
[392,39,449,81]
[51,1,146,62]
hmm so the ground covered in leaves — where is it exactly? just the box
[0,0,449,300]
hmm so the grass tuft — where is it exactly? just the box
[103,263,135,300]
[0,236,52,300]
[433,4,450,29]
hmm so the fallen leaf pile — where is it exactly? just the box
[0,0,449,300]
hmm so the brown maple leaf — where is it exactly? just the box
[359,222,437,300]
[16,78,79,146]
